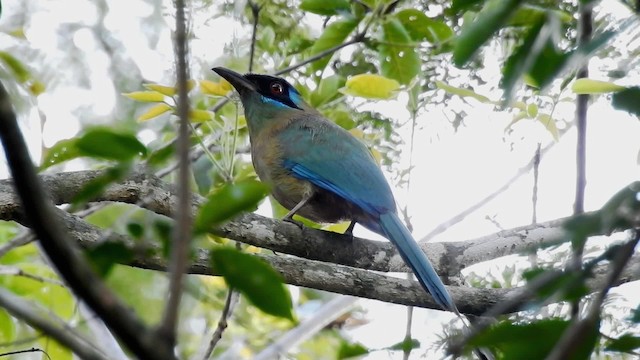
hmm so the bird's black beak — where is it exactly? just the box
[211,67,256,93]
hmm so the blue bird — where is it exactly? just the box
[212,67,458,313]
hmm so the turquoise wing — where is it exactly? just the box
[279,117,395,216]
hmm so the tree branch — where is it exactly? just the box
[2,178,639,315]
[160,0,193,347]
[0,288,110,360]
[0,82,175,360]
[0,170,632,280]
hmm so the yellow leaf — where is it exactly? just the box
[537,114,559,141]
[572,79,626,94]
[340,74,400,100]
[190,109,214,122]
[236,115,247,129]
[348,128,364,139]
[323,221,351,233]
[29,81,46,96]
[123,91,165,102]
[186,79,196,91]
[9,28,26,39]
[435,81,492,103]
[370,147,383,165]
[526,103,538,117]
[138,103,172,122]
[221,79,232,91]
[144,83,176,96]
[200,80,231,96]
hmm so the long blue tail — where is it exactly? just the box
[378,212,458,313]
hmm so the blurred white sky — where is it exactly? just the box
[2,0,639,358]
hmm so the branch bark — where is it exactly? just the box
[0,170,638,315]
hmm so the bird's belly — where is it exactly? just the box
[251,143,361,224]
[271,178,359,224]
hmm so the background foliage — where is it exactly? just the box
[0,0,639,359]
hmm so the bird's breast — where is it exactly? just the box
[251,136,313,209]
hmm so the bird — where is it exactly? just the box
[212,67,458,313]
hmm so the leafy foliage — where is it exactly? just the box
[1,0,639,358]
[211,248,294,321]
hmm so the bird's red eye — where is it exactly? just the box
[270,82,284,95]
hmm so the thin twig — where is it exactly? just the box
[248,1,261,73]
[421,140,557,242]
[532,143,541,224]
[0,230,35,259]
[0,265,65,287]
[0,348,50,359]
[160,0,193,346]
[569,0,593,319]
[0,288,110,360]
[275,35,365,76]
[199,290,240,360]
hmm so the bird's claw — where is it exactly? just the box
[343,221,356,241]
[282,216,304,229]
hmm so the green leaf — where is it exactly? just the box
[211,248,294,320]
[450,0,484,14]
[147,143,175,167]
[572,79,626,94]
[501,16,545,101]
[72,163,131,204]
[40,138,82,170]
[388,338,420,352]
[76,127,148,161]
[435,80,491,103]
[453,0,524,66]
[379,18,420,85]
[85,241,135,277]
[632,305,640,323]
[258,26,276,52]
[526,36,571,90]
[310,74,345,107]
[300,0,350,16]
[395,9,453,44]
[612,87,640,117]
[469,319,570,358]
[126,222,145,239]
[310,18,360,73]
[606,333,640,353]
[508,5,573,27]
[340,74,400,99]
[522,267,588,302]
[41,337,72,360]
[337,340,369,359]
[537,114,559,141]
[598,181,640,232]
[0,309,14,342]
[0,51,31,83]
[195,179,269,231]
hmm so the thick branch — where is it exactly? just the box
[0,170,628,281]
[10,202,640,316]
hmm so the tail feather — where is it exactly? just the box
[379,212,457,313]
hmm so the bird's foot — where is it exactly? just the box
[343,221,356,241]
[282,216,304,230]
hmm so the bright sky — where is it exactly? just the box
[2,0,639,358]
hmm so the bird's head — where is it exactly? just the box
[212,67,312,133]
